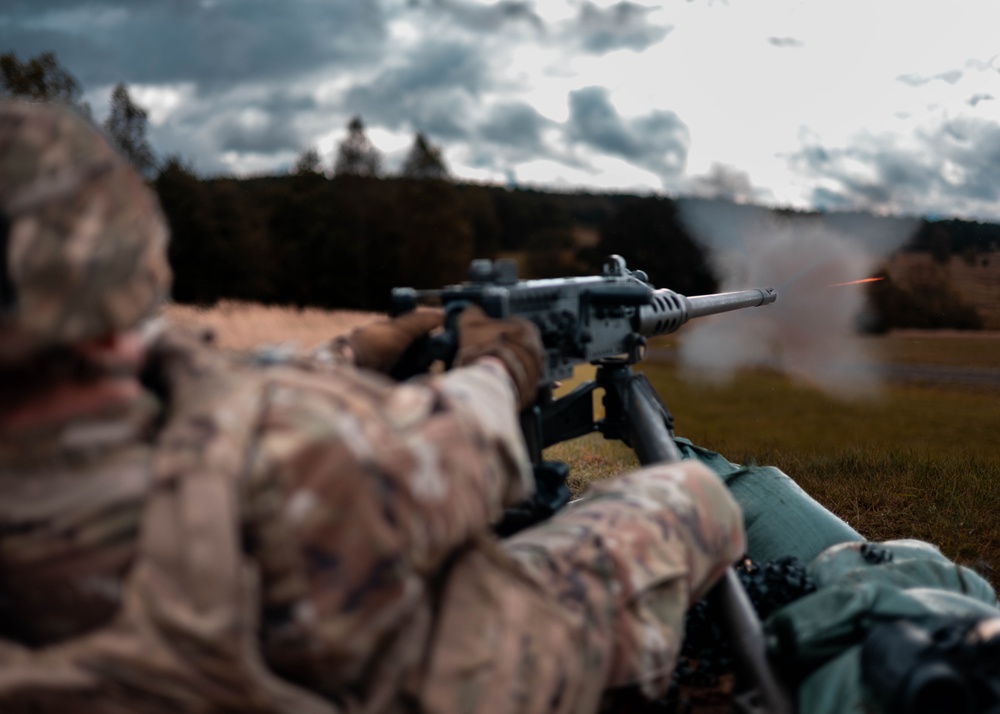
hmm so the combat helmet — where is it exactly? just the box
[0,100,171,363]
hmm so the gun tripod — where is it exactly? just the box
[512,361,796,714]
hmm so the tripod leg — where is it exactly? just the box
[601,365,796,714]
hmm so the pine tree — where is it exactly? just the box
[103,83,156,176]
[0,51,89,114]
[293,146,324,176]
[401,132,448,180]
[333,117,381,177]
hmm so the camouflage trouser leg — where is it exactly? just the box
[416,460,745,714]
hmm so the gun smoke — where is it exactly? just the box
[674,200,918,399]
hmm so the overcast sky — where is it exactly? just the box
[5,0,1000,221]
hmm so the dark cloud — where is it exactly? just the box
[768,37,803,48]
[3,0,200,12]
[896,74,928,87]
[343,41,488,138]
[0,1,388,88]
[0,29,117,88]
[810,186,856,211]
[802,145,830,164]
[937,69,963,84]
[215,94,319,154]
[135,88,322,175]
[218,121,301,155]
[415,0,544,33]
[567,86,688,178]
[634,112,688,174]
[568,87,644,158]
[0,0,542,173]
[0,0,130,15]
[798,142,924,211]
[791,117,1000,219]
[8,0,990,217]
[575,1,672,54]
[896,69,964,87]
[936,117,1000,201]
[478,101,552,152]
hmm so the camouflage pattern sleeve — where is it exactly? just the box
[414,460,746,714]
[503,460,746,700]
[241,360,533,696]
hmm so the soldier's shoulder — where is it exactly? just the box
[150,321,390,392]
[148,321,410,463]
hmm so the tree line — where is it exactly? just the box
[3,50,997,330]
[153,161,720,310]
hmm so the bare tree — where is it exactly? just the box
[103,83,156,176]
[333,117,381,177]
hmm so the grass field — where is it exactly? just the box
[870,328,1000,369]
[548,332,1000,586]
[163,302,1000,587]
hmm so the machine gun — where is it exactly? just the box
[392,254,775,386]
[392,254,775,482]
[393,255,792,714]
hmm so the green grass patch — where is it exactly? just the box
[545,340,1000,588]
[644,362,1000,457]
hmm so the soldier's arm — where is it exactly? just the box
[242,360,533,690]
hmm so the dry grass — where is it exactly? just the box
[161,301,382,352]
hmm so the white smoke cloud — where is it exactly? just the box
[675,199,918,399]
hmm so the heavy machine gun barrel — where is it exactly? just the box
[637,286,776,336]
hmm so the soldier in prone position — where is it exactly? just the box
[0,100,744,713]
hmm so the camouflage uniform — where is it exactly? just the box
[0,101,745,713]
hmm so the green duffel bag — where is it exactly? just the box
[766,540,1000,714]
[675,438,864,564]
[676,439,1000,713]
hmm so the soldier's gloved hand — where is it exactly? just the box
[336,309,444,377]
[454,306,544,410]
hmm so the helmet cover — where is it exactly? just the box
[0,100,171,362]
